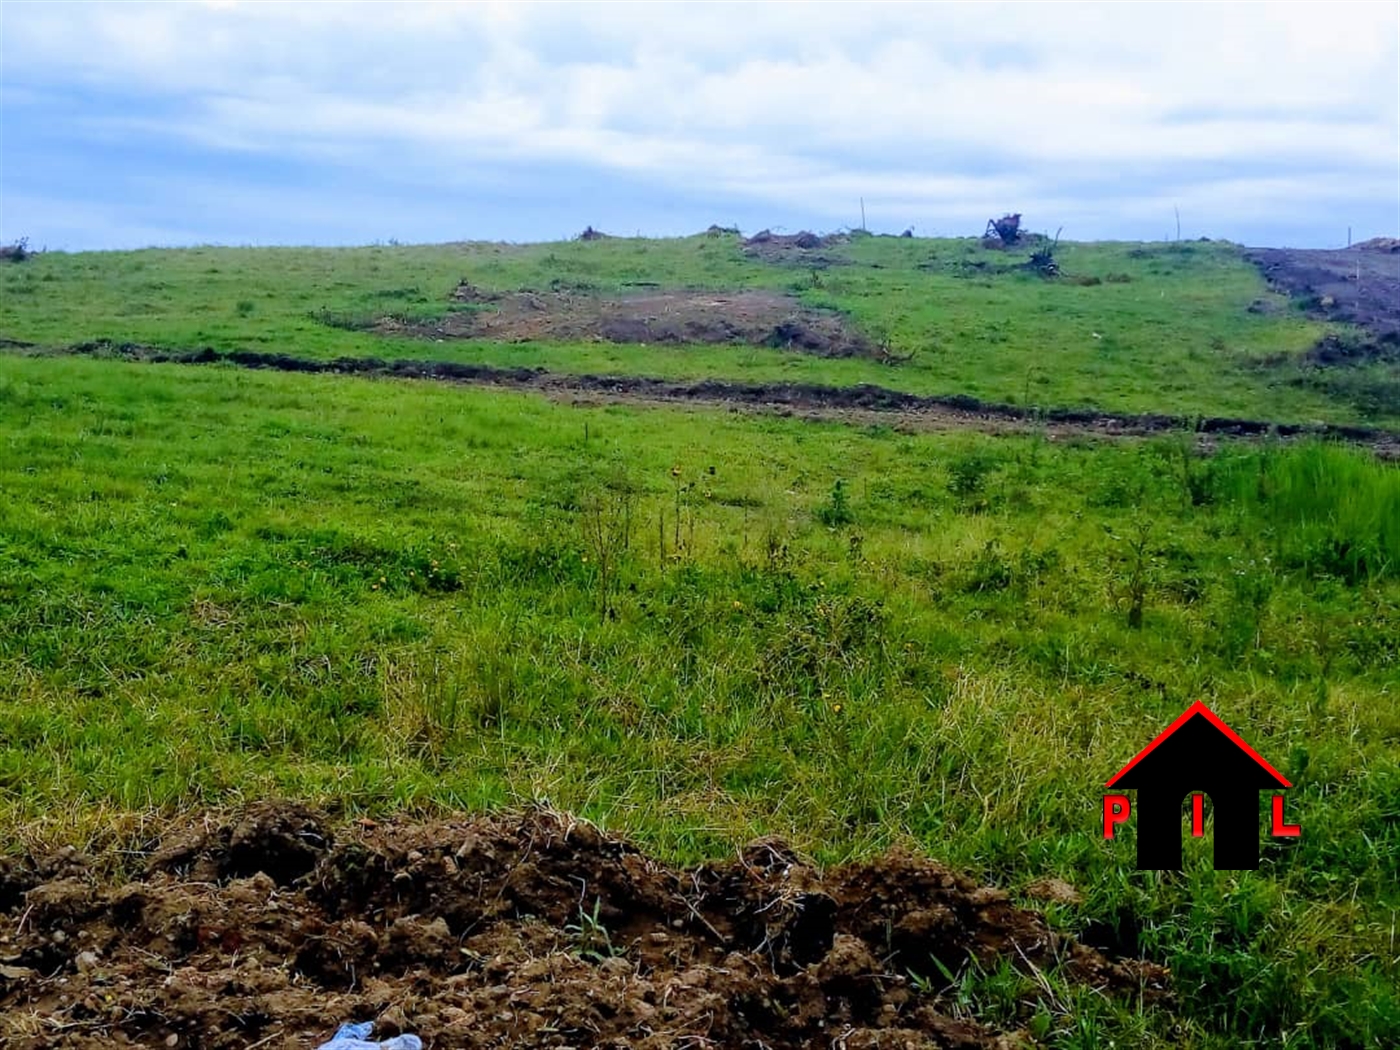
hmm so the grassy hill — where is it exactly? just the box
[3,232,1394,427]
[1,234,1398,1048]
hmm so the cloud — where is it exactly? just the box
[1,1,1396,247]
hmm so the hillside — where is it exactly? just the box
[3,232,1396,429]
[1,233,1398,1049]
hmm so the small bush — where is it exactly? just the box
[816,478,855,527]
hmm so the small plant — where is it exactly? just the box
[964,539,1014,593]
[1225,554,1275,652]
[816,478,855,527]
[580,482,635,618]
[1105,517,1159,629]
[565,898,624,962]
[1,236,30,262]
[947,453,997,510]
[762,523,793,575]
[235,299,255,318]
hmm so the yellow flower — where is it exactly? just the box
[832,703,843,713]
[379,576,387,583]
[732,600,743,609]
[670,465,682,478]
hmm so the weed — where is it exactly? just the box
[1105,517,1159,628]
[565,898,624,963]
[816,478,855,527]
[580,481,635,618]
[947,452,998,510]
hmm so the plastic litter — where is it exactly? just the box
[315,1021,423,1050]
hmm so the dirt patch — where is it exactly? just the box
[742,229,852,267]
[0,804,1168,1049]
[382,286,877,359]
[1244,244,1400,346]
[1304,333,1400,368]
[60,341,1400,458]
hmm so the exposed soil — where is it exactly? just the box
[0,804,1168,1050]
[742,230,852,267]
[1245,243,1400,347]
[378,286,877,359]
[61,342,1400,458]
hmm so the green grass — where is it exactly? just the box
[1,352,1398,1047]
[2,233,1394,426]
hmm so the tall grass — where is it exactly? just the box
[1207,443,1400,582]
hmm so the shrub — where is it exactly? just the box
[817,479,855,527]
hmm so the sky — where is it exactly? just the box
[1,1,1397,251]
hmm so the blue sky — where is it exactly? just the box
[2,1,1397,250]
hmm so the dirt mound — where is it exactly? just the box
[384,287,878,358]
[1245,246,1400,344]
[1305,333,1400,367]
[743,229,851,266]
[1353,237,1400,253]
[0,805,1167,1049]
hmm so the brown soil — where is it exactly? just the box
[1245,244,1400,347]
[381,286,876,359]
[63,342,1400,458]
[0,805,1168,1049]
[742,230,852,267]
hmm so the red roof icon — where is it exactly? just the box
[1106,700,1291,789]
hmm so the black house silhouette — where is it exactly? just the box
[1107,701,1291,870]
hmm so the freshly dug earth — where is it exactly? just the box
[377,285,877,359]
[0,805,1169,1049]
[1245,244,1400,345]
[742,230,852,267]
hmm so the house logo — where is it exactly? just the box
[1103,701,1300,870]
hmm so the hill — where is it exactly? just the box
[1,232,1397,1049]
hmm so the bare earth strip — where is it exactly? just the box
[45,342,1400,458]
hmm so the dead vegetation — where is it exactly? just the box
[1025,228,1064,278]
[1,237,31,263]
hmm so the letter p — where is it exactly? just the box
[1103,794,1131,839]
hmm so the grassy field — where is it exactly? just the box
[1,235,1398,1047]
[3,233,1395,427]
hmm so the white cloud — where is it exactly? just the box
[2,0,1396,243]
